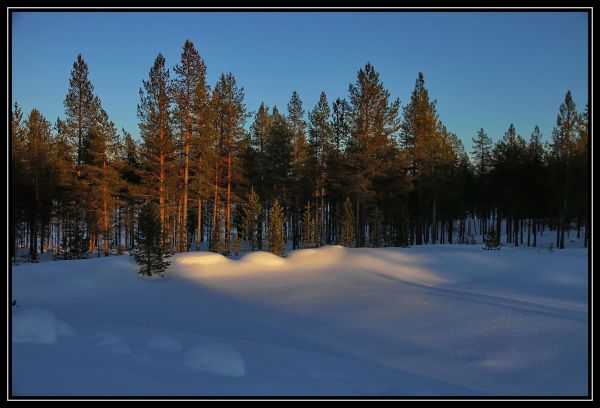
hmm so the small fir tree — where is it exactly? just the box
[242,188,262,251]
[267,199,285,257]
[484,226,501,250]
[301,202,316,248]
[135,204,171,276]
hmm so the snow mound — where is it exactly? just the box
[183,342,245,378]
[86,331,132,355]
[12,307,76,344]
[238,251,286,266]
[87,331,125,348]
[145,335,183,354]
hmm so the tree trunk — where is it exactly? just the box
[197,197,202,250]
[226,153,232,254]
[182,125,190,253]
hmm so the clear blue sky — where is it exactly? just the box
[12,11,588,149]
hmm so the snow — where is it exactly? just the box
[11,244,588,396]
[146,335,183,354]
[183,342,245,378]
[12,307,76,344]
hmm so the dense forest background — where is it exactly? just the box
[10,40,589,262]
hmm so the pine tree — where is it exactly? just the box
[301,202,316,248]
[138,53,175,250]
[339,197,355,248]
[242,188,262,251]
[64,54,100,173]
[308,91,333,246]
[135,204,171,276]
[287,91,309,250]
[22,109,56,261]
[265,106,293,203]
[267,198,285,257]
[173,39,209,252]
[211,73,247,254]
[400,72,457,246]
[83,107,122,255]
[347,63,401,246]
[549,91,579,249]
[471,128,493,175]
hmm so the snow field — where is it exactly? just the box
[11,244,588,396]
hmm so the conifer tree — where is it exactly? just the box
[347,63,401,246]
[173,39,209,252]
[138,53,175,250]
[549,91,579,249]
[211,73,247,254]
[287,91,309,250]
[339,197,355,248]
[400,72,441,245]
[308,91,333,246]
[301,202,316,248]
[267,198,285,257]
[135,204,171,276]
[242,188,262,251]
[64,54,100,173]
[83,107,121,255]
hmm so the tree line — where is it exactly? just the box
[10,39,589,265]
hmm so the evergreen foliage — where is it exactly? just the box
[267,199,285,257]
[135,204,171,276]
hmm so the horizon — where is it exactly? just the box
[11,11,589,148]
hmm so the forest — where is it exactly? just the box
[9,39,589,265]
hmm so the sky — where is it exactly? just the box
[11,11,588,149]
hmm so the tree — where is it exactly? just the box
[347,63,401,246]
[173,39,209,252]
[287,91,310,250]
[211,73,247,254]
[82,107,122,255]
[135,204,171,276]
[267,198,285,257]
[308,91,333,246]
[549,91,579,249]
[64,54,100,173]
[241,188,262,251]
[301,202,316,248]
[22,110,55,260]
[138,53,175,250]
[400,72,443,245]
[339,197,355,248]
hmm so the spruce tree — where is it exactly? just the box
[135,204,171,276]
[267,198,285,257]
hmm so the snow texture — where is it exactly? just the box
[11,244,588,396]
[12,307,76,344]
[183,342,245,378]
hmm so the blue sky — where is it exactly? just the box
[12,11,588,149]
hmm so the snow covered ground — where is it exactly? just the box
[11,244,588,397]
